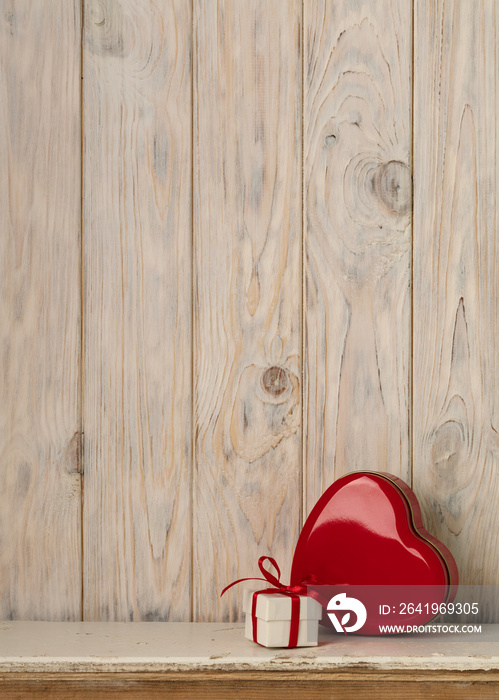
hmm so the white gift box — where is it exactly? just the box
[242,588,322,647]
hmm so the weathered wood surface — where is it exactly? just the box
[193,0,302,620]
[3,675,499,700]
[1,622,499,698]
[0,0,82,619]
[1,0,499,624]
[413,0,499,619]
[83,0,192,620]
[303,0,412,511]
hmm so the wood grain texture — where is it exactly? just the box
[83,0,192,620]
[413,0,499,617]
[3,0,499,626]
[0,0,82,619]
[2,672,499,700]
[303,0,412,510]
[193,0,302,620]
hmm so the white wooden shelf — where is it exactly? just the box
[1,622,498,698]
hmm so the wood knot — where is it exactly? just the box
[229,364,300,462]
[86,0,126,57]
[371,160,411,216]
[261,366,289,397]
[343,155,411,242]
[324,133,337,147]
[431,422,465,473]
[5,10,15,34]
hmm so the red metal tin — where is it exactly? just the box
[290,471,458,634]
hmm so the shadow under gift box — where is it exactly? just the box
[243,589,323,647]
[290,472,459,635]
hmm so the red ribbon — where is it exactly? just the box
[221,556,321,648]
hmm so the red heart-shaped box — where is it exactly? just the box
[291,472,458,634]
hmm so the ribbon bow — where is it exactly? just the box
[221,556,320,647]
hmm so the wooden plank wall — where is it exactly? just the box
[0,0,497,622]
[413,0,499,614]
[83,0,192,622]
[0,0,82,620]
[303,0,412,509]
[193,0,302,621]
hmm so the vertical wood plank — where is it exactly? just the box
[413,0,499,616]
[0,0,82,619]
[193,0,302,620]
[83,0,192,620]
[304,0,412,510]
